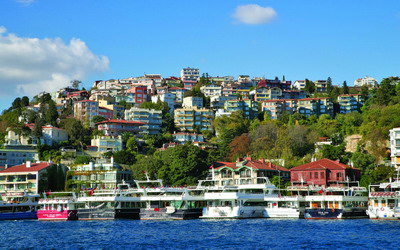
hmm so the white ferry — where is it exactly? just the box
[264,194,305,218]
[288,184,368,219]
[200,177,276,219]
[0,191,40,220]
[367,181,400,220]
[38,192,83,221]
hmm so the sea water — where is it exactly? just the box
[0,219,398,249]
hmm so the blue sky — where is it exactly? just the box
[0,0,399,111]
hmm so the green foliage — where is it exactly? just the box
[74,155,92,165]
[113,150,137,165]
[131,155,163,180]
[319,144,351,163]
[92,115,106,124]
[304,79,315,94]
[45,100,59,126]
[342,81,349,94]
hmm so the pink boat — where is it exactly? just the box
[37,192,83,221]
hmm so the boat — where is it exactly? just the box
[367,180,400,220]
[37,192,82,221]
[264,194,305,218]
[288,184,368,219]
[200,177,276,219]
[0,191,40,220]
[77,182,142,220]
[137,179,205,220]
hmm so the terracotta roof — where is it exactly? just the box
[0,162,53,173]
[290,158,358,171]
[212,160,289,172]
[96,119,145,125]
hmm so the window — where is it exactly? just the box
[321,172,325,179]
[337,172,343,178]
[314,172,318,179]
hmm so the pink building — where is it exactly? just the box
[290,158,361,188]
[96,119,145,137]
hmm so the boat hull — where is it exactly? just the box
[200,206,265,219]
[37,210,78,221]
[140,208,202,220]
[78,208,140,220]
[0,211,37,220]
[264,208,301,218]
[305,208,367,219]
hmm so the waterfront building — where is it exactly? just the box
[183,96,203,108]
[174,107,214,132]
[390,127,400,168]
[337,94,365,114]
[224,99,258,119]
[181,67,200,81]
[96,119,144,137]
[74,100,99,127]
[290,158,361,187]
[209,157,290,186]
[0,161,64,194]
[65,159,133,190]
[124,107,162,135]
[354,76,378,88]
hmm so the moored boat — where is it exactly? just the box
[367,181,400,220]
[37,192,82,221]
[0,191,40,220]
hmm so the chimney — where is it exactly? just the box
[26,161,31,168]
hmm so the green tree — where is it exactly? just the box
[304,79,315,94]
[126,136,138,153]
[342,81,349,94]
[45,100,59,126]
[21,96,30,107]
[92,115,106,124]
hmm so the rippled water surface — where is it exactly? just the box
[1,219,399,249]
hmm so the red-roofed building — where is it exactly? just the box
[210,157,289,186]
[96,119,145,137]
[290,158,361,188]
[0,161,66,194]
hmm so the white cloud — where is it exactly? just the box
[0,27,109,97]
[233,4,277,25]
[16,0,35,4]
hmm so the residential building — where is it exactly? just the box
[183,96,203,108]
[293,80,306,90]
[215,109,232,118]
[200,84,222,97]
[74,100,99,127]
[210,95,236,110]
[297,97,333,117]
[257,78,291,90]
[290,158,361,187]
[222,83,239,96]
[253,87,282,102]
[224,99,258,119]
[354,76,378,88]
[151,93,175,113]
[98,99,125,119]
[90,135,123,154]
[169,87,188,102]
[238,75,251,83]
[174,107,214,132]
[124,107,163,135]
[66,159,134,190]
[390,128,400,168]
[66,90,90,102]
[282,90,307,100]
[164,76,182,87]
[262,97,333,119]
[5,125,68,146]
[98,107,113,120]
[209,157,290,186]
[0,161,65,194]
[262,99,297,120]
[173,132,205,144]
[183,80,197,90]
[181,67,200,81]
[0,146,39,167]
[96,119,144,137]
[315,80,328,93]
[338,94,365,114]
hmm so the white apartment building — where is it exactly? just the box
[200,84,222,97]
[293,80,306,90]
[181,67,200,81]
[151,93,175,113]
[124,107,163,135]
[183,96,203,108]
[354,76,378,87]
